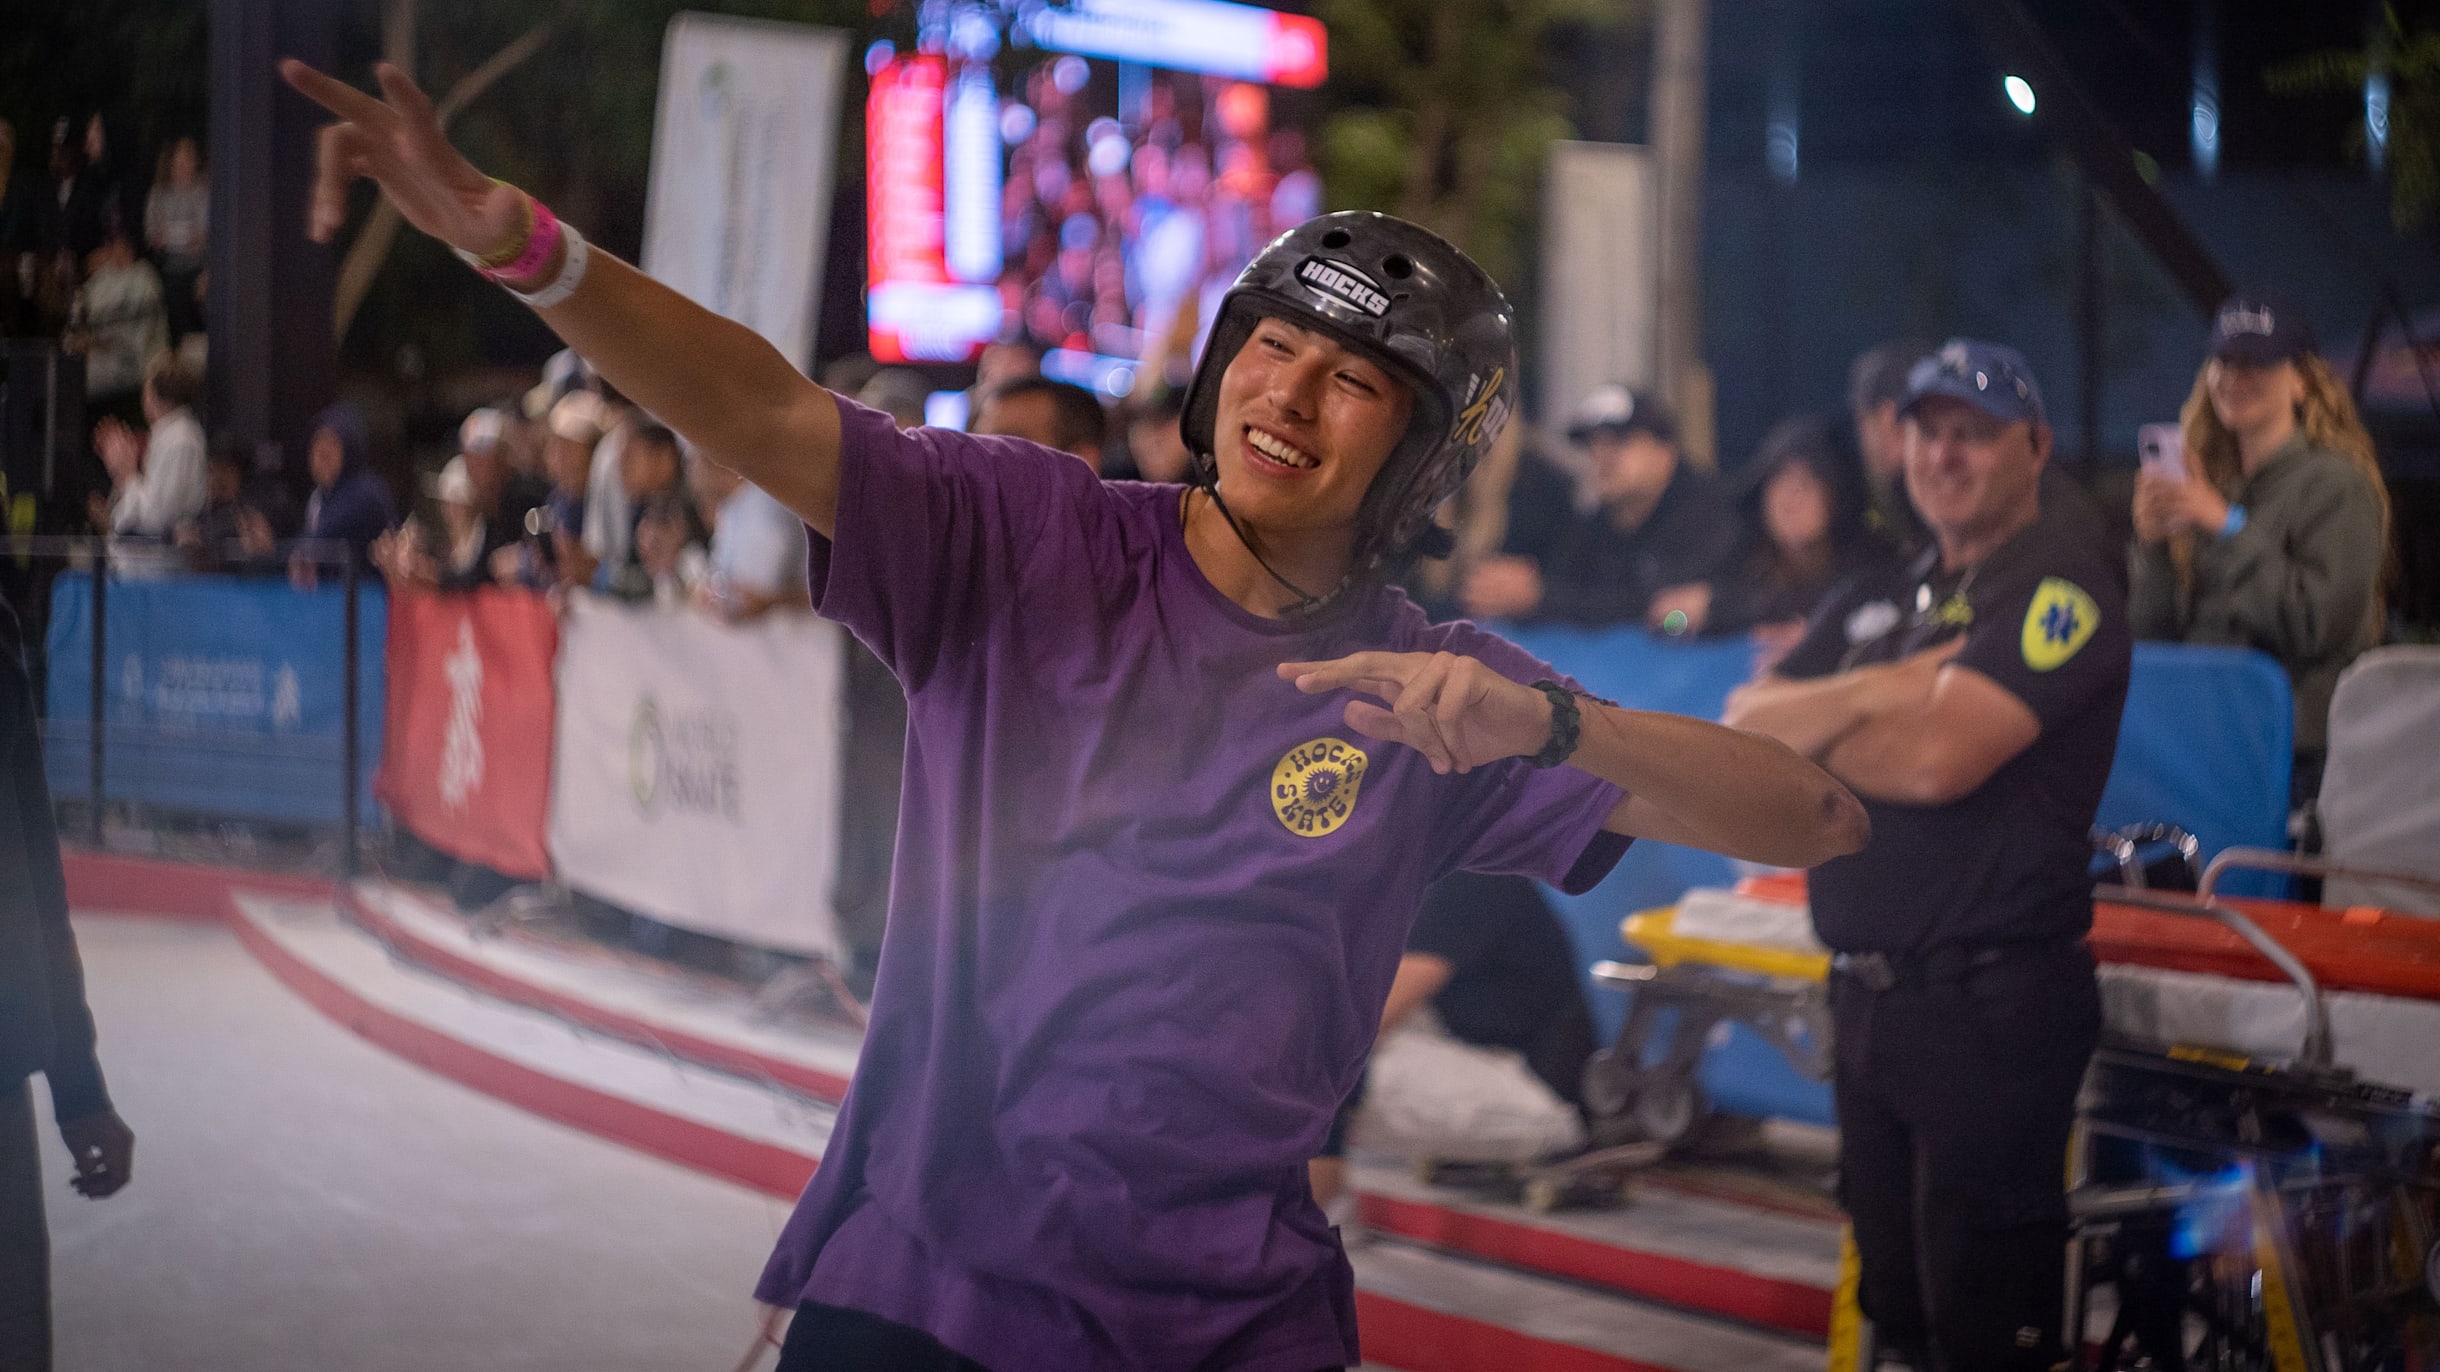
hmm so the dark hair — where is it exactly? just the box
[206,438,248,472]
[986,376,1108,456]
[1742,415,1868,546]
[1128,386,1187,424]
[145,352,202,411]
[631,423,680,454]
[1847,338,1934,416]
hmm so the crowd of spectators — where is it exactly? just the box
[2,116,207,372]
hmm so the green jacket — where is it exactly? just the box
[2129,434,2385,756]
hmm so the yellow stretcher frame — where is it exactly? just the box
[1621,905,1832,983]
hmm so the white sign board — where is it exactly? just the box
[641,12,849,372]
[548,595,847,961]
[1540,141,1657,427]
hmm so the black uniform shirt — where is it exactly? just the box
[1776,501,2131,953]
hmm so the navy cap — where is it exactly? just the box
[2209,293,2317,367]
[1900,339,2047,428]
[1566,383,1676,444]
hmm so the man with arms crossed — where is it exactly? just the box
[285,61,1868,1372]
[1727,341,2130,1371]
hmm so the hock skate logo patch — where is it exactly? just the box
[2020,577,2099,672]
[1295,258,1391,317]
[1272,737,1371,837]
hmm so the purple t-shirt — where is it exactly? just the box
[756,400,1627,1370]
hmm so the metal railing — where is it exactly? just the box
[3,532,371,876]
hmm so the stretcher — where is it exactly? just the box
[1587,850,2440,1370]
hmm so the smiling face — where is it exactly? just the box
[1208,315,1413,548]
[1902,396,2047,550]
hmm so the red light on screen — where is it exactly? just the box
[1265,14,1327,89]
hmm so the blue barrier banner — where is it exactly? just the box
[1498,626,2299,1125]
[43,571,386,824]
[2098,642,2293,887]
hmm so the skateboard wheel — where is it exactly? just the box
[1581,1048,1634,1120]
[1522,1176,1565,1214]
[1413,1158,1447,1186]
[1632,1073,1704,1146]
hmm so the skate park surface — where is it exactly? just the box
[46,852,1839,1372]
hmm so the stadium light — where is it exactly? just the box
[2004,75,2037,116]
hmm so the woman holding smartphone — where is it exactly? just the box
[2130,293,2389,805]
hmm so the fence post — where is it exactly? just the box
[342,553,360,879]
[87,541,106,843]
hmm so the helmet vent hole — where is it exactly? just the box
[1320,228,1353,249]
[1381,254,1413,279]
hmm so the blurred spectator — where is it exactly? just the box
[2131,294,2390,803]
[89,353,204,540]
[0,121,37,337]
[143,137,207,342]
[392,407,551,591]
[580,378,639,581]
[496,390,604,591]
[820,352,882,400]
[1709,417,1895,659]
[976,339,1042,395]
[173,440,283,574]
[63,227,165,419]
[1460,384,1737,629]
[1307,872,1599,1211]
[1124,388,1192,484]
[2,598,136,1372]
[290,403,395,584]
[974,376,1109,472]
[36,122,107,264]
[1848,338,1934,556]
[855,368,930,430]
[689,449,810,622]
[626,490,709,610]
[600,424,705,603]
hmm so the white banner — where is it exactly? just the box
[641,12,849,372]
[1540,141,1657,427]
[548,595,846,961]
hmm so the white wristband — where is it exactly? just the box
[501,221,590,310]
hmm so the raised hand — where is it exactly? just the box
[279,59,525,258]
[1278,651,1555,775]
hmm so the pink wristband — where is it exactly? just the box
[484,198,561,285]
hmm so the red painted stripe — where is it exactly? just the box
[1358,1192,1832,1339]
[1355,1289,1691,1372]
[62,848,331,922]
[227,904,819,1201]
[341,888,858,1104]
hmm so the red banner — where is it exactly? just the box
[375,587,559,880]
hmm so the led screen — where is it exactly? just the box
[865,0,1326,397]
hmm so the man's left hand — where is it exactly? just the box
[1279,651,1553,776]
[58,1109,134,1199]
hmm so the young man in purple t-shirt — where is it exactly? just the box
[287,61,1869,1372]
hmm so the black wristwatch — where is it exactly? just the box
[1524,680,1582,769]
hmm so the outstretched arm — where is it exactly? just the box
[281,61,844,535]
[1278,652,1869,869]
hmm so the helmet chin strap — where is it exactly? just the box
[1194,481,1349,616]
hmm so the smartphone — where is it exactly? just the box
[2137,423,2186,482]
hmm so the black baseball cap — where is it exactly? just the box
[1566,383,1676,445]
[2209,293,2318,367]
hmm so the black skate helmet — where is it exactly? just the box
[1181,212,1517,588]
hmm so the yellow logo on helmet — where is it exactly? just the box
[1271,737,1370,837]
[2021,577,2099,672]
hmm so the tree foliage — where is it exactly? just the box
[2267,5,2440,234]
[1313,0,1639,287]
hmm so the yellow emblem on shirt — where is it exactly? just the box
[2020,577,2099,672]
[1272,737,1370,837]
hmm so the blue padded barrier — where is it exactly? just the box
[43,571,386,824]
[1504,626,2300,1125]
